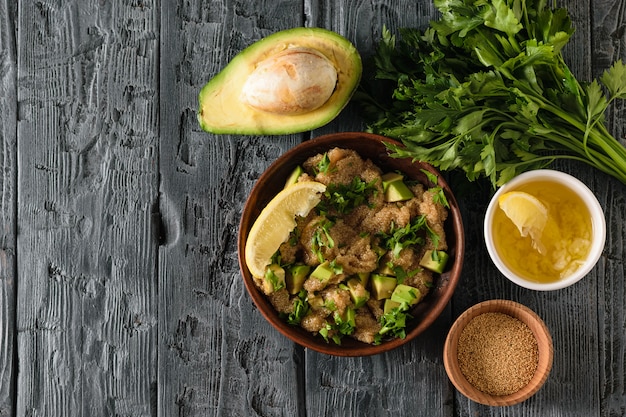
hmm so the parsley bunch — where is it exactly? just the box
[360,0,626,187]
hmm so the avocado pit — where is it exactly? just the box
[239,47,338,115]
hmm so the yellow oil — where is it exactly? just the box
[492,180,593,283]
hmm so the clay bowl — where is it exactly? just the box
[443,299,554,406]
[238,132,465,356]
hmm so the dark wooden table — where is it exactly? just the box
[0,0,624,416]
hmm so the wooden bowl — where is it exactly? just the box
[238,132,465,356]
[443,299,554,406]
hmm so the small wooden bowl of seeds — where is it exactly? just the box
[443,299,553,406]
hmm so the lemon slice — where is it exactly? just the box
[498,191,549,253]
[245,181,326,279]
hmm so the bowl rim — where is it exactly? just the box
[443,299,554,406]
[484,169,606,291]
[237,131,465,356]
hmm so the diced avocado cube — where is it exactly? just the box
[385,180,414,202]
[307,294,325,310]
[286,264,310,295]
[376,262,396,277]
[337,306,356,329]
[383,299,402,314]
[310,261,335,282]
[381,172,404,191]
[356,272,370,287]
[346,278,370,308]
[390,284,422,307]
[284,165,304,188]
[346,307,356,327]
[419,250,449,274]
[381,172,414,202]
[262,264,285,294]
[370,274,397,300]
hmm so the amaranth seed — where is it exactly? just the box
[457,312,539,396]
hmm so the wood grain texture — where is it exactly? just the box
[304,2,454,417]
[309,0,439,136]
[1,0,624,416]
[592,2,626,416]
[450,1,614,415]
[0,0,16,415]
[158,1,305,416]
[15,1,159,415]
[304,320,453,416]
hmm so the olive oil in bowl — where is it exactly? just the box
[484,170,606,291]
[492,180,592,283]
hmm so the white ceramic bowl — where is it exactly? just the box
[484,169,606,291]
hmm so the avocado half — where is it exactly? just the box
[197,27,362,135]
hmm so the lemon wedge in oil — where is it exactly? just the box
[245,181,326,279]
[498,191,549,254]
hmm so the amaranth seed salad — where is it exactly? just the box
[249,147,450,345]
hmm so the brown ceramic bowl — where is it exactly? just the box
[238,132,465,356]
[443,299,554,406]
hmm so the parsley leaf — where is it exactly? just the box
[315,152,335,175]
[378,215,440,258]
[264,266,285,292]
[334,308,356,337]
[311,219,335,263]
[377,304,413,341]
[420,169,450,208]
[316,177,378,215]
[285,290,309,326]
[600,59,626,100]
[317,307,357,345]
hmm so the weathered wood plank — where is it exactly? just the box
[6,0,623,416]
[15,1,159,415]
[596,193,626,417]
[303,318,453,416]
[591,1,626,416]
[451,1,606,415]
[157,1,305,416]
[304,2,454,416]
[310,0,440,136]
[453,182,608,416]
[0,0,17,415]
[451,1,626,416]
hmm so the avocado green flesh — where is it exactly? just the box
[371,274,397,300]
[284,166,304,188]
[382,172,414,202]
[311,261,335,282]
[419,250,449,274]
[381,172,404,190]
[286,264,310,294]
[385,181,414,202]
[197,27,362,135]
[262,264,285,294]
[346,278,370,308]
[390,284,422,306]
[383,299,401,314]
